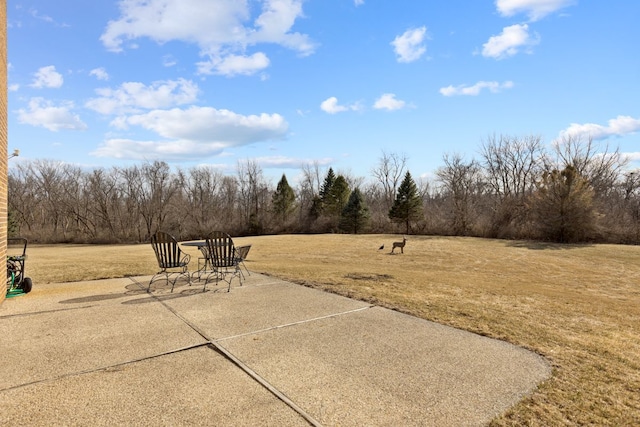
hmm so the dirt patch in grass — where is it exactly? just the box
[344,273,393,281]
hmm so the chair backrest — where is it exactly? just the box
[235,245,251,260]
[151,231,182,268]
[205,231,237,268]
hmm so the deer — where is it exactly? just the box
[391,236,407,254]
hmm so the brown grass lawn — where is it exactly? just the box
[13,234,640,426]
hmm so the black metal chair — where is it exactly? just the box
[202,231,242,292]
[149,231,191,292]
[234,244,252,279]
[193,243,212,281]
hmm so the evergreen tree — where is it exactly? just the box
[340,188,370,233]
[319,167,336,202]
[325,175,350,216]
[272,174,296,224]
[389,171,423,234]
[310,167,337,220]
[309,195,323,220]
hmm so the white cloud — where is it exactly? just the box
[92,138,228,160]
[440,81,514,96]
[162,55,177,67]
[100,0,315,75]
[373,93,406,111]
[30,65,63,88]
[29,8,53,24]
[89,67,109,81]
[125,107,288,142]
[321,97,345,114]
[93,106,288,160]
[481,24,539,59]
[354,0,365,6]
[391,27,427,63]
[253,155,332,169]
[85,78,200,115]
[320,97,361,114]
[17,98,87,131]
[557,116,640,142]
[198,52,270,77]
[251,0,315,53]
[623,152,640,163]
[9,83,20,92]
[496,0,575,21]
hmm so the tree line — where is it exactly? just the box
[8,134,640,244]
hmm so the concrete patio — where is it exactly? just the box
[0,272,550,426]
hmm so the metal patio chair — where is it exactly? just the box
[201,231,242,292]
[234,244,252,279]
[149,231,191,292]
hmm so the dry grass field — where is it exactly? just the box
[13,234,640,426]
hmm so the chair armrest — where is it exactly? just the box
[180,252,191,265]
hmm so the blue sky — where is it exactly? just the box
[7,0,640,183]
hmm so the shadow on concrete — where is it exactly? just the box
[58,280,206,305]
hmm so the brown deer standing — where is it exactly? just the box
[391,236,407,254]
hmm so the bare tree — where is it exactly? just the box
[549,135,629,238]
[120,161,180,241]
[8,164,38,234]
[480,134,544,237]
[87,168,123,241]
[220,175,240,232]
[297,161,326,230]
[551,134,628,198]
[372,151,408,211]
[59,164,97,240]
[361,181,388,232]
[237,160,270,234]
[436,153,484,236]
[178,166,226,237]
[481,134,543,198]
[614,170,640,243]
[30,160,66,240]
[145,161,181,237]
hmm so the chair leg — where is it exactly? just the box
[149,269,192,293]
[201,266,238,292]
[241,261,250,277]
[148,274,158,292]
[148,271,169,292]
[202,269,218,292]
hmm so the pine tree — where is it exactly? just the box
[272,174,296,224]
[325,175,350,216]
[340,188,370,233]
[311,167,338,220]
[319,167,336,203]
[389,171,423,234]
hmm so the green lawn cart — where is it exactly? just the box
[6,237,33,297]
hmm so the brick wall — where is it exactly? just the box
[1,0,8,305]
